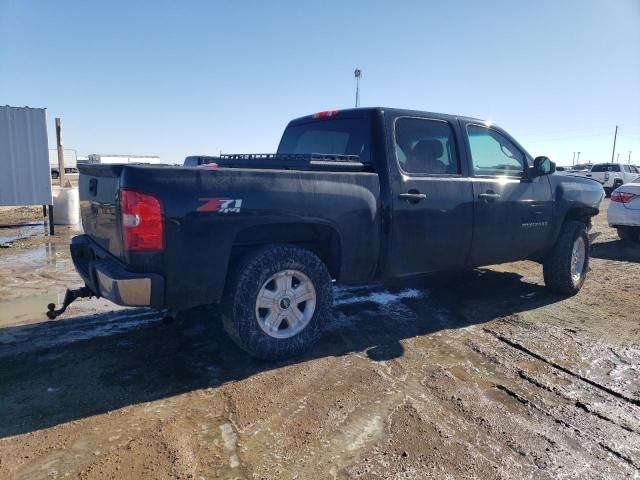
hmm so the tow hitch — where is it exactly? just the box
[46,286,94,320]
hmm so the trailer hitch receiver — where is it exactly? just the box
[46,286,93,319]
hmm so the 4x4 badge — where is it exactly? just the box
[197,198,243,213]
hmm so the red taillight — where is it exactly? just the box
[119,189,164,251]
[611,191,636,203]
[312,110,338,119]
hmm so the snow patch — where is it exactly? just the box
[335,288,423,306]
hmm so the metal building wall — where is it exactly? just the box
[0,106,52,206]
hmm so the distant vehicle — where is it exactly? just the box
[52,107,604,359]
[87,154,162,165]
[573,163,594,170]
[564,163,593,174]
[49,149,78,178]
[608,176,640,243]
[585,163,639,196]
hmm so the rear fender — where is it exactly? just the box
[230,222,342,281]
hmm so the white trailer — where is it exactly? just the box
[87,154,161,164]
[48,149,78,178]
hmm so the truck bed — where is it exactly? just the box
[78,162,382,309]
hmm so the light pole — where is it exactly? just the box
[576,151,581,163]
[354,68,362,108]
[572,151,576,165]
[629,151,632,164]
[611,125,618,163]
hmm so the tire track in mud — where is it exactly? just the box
[465,325,640,472]
[483,327,640,407]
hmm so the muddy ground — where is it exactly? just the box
[0,201,638,479]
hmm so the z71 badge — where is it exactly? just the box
[197,198,243,213]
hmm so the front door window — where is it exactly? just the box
[467,125,526,178]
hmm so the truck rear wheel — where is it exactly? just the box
[222,244,333,360]
[543,220,589,295]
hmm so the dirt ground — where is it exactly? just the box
[0,201,638,479]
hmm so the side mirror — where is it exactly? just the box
[532,156,555,177]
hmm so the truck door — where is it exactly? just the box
[386,117,474,276]
[463,123,553,266]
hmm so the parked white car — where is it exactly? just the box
[586,163,640,196]
[608,176,640,243]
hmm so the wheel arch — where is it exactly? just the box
[564,206,598,226]
[544,206,597,258]
[229,222,342,281]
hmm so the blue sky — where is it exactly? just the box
[1,0,639,166]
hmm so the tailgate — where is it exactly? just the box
[78,164,125,258]
[585,172,605,183]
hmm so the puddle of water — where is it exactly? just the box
[7,242,63,267]
[0,224,47,245]
[0,290,63,326]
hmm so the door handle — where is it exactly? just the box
[399,192,427,202]
[478,192,501,201]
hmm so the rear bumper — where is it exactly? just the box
[70,235,164,307]
[607,202,640,228]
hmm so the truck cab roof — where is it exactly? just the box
[287,107,485,126]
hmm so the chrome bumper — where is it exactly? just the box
[70,235,164,307]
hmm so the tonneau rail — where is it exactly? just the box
[184,153,368,172]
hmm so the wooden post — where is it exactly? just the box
[56,118,66,187]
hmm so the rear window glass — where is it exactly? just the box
[277,118,369,162]
[591,164,620,172]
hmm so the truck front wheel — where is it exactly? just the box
[222,244,333,360]
[543,221,589,295]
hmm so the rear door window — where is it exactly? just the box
[394,118,460,175]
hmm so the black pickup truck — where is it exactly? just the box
[53,107,604,359]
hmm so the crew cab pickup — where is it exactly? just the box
[584,163,640,196]
[53,108,605,359]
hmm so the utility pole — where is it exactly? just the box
[611,125,618,163]
[354,68,362,108]
[55,118,66,187]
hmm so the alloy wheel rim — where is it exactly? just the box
[255,270,316,339]
[571,236,586,285]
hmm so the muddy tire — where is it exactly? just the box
[543,221,589,295]
[221,244,333,360]
[617,226,640,244]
